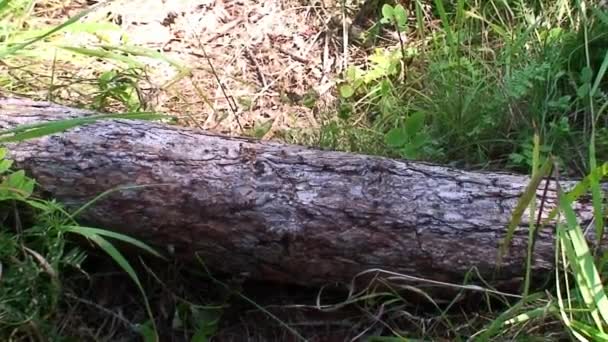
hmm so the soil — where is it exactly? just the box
[42,0,375,138]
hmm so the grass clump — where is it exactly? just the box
[312,1,608,340]
[327,0,608,174]
[0,146,162,340]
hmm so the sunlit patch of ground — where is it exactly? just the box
[37,0,366,140]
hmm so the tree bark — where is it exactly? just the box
[0,96,602,289]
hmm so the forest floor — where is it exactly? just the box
[23,0,380,139]
[2,0,607,340]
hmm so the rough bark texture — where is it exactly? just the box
[0,97,603,288]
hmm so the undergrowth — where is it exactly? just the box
[300,0,608,340]
[0,146,164,340]
[324,0,608,175]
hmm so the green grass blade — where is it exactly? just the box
[0,6,93,58]
[0,0,10,13]
[97,44,188,71]
[0,112,166,142]
[464,10,508,38]
[541,163,608,228]
[414,0,425,38]
[504,304,555,326]
[570,320,608,340]
[433,0,456,50]
[592,7,608,27]
[498,158,552,264]
[455,0,465,28]
[559,192,608,328]
[589,161,604,252]
[63,226,164,259]
[0,118,97,142]
[557,222,603,333]
[554,231,575,337]
[68,184,171,222]
[75,231,158,341]
[0,112,165,135]
[475,292,544,340]
[590,50,608,97]
[523,134,542,298]
[59,46,144,68]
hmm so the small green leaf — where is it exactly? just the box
[252,119,273,139]
[385,127,407,147]
[302,89,319,109]
[191,307,222,342]
[581,66,593,83]
[5,170,25,188]
[237,96,253,110]
[381,4,394,20]
[410,133,428,148]
[577,83,590,99]
[402,143,419,159]
[345,66,359,82]
[99,70,116,84]
[0,0,10,13]
[405,112,425,137]
[393,5,408,29]
[498,158,553,263]
[136,321,158,342]
[380,79,391,95]
[0,160,12,174]
[20,179,35,198]
[339,84,355,98]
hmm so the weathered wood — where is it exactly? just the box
[0,96,602,289]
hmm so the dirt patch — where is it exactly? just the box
[48,0,370,140]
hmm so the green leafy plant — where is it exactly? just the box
[385,111,434,159]
[92,68,145,112]
[248,119,274,139]
[380,4,408,30]
[338,48,404,100]
[380,3,411,70]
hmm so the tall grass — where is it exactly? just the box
[322,0,608,174]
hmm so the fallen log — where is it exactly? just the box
[0,96,602,289]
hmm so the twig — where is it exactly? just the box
[243,46,268,88]
[276,46,309,64]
